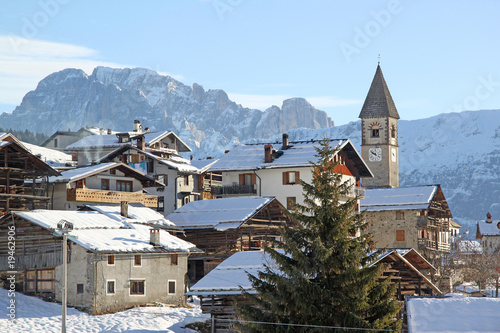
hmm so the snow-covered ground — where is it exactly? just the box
[0,289,209,333]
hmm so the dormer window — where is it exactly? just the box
[371,124,380,138]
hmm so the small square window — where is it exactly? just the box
[134,254,141,266]
[101,179,110,190]
[396,211,405,220]
[171,253,178,265]
[77,284,84,294]
[286,197,296,210]
[130,280,145,295]
[108,255,115,265]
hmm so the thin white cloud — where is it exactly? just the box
[0,35,125,107]
[228,93,361,110]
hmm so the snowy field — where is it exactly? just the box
[0,289,209,333]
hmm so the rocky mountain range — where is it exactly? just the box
[0,66,333,153]
[1,66,498,230]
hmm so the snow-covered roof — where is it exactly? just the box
[406,296,500,333]
[190,159,219,173]
[22,141,74,168]
[98,144,199,173]
[67,130,192,152]
[15,210,125,230]
[477,220,500,236]
[458,240,483,254]
[68,224,194,253]
[83,203,175,227]
[14,210,196,253]
[361,185,438,211]
[166,196,274,230]
[47,162,117,183]
[46,162,159,185]
[188,250,277,296]
[209,139,372,177]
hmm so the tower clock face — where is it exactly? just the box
[391,148,397,162]
[368,148,382,162]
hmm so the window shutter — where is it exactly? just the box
[295,171,300,183]
[396,230,405,242]
[282,172,288,185]
[239,174,245,185]
[251,174,256,185]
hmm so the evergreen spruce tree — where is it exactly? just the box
[237,138,402,332]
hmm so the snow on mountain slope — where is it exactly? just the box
[225,109,500,231]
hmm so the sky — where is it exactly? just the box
[1,0,500,126]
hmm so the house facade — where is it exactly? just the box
[361,185,453,258]
[208,136,372,209]
[0,138,60,216]
[0,209,198,312]
[46,162,162,210]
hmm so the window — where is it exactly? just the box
[396,211,405,220]
[371,124,380,138]
[156,174,168,186]
[77,284,84,294]
[286,197,296,210]
[134,254,141,266]
[101,179,110,190]
[171,254,178,265]
[183,196,190,206]
[107,280,115,295]
[130,280,145,295]
[147,159,154,173]
[116,180,133,192]
[396,230,405,242]
[76,179,85,188]
[157,196,164,212]
[108,255,115,265]
[110,168,116,175]
[168,280,176,295]
[283,171,300,185]
[184,175,189,186]
[72,151,78,162]
[54,138,58,148]
[391,125,396,138]
[239,173,256,186]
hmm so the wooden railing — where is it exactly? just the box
[211,184,256,196]
[67,188,158,207]
[417,238,450,252]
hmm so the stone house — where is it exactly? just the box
[0,209,199,313]
[45,162,163,211]
[361,185,453,258]
[476,212,500,254]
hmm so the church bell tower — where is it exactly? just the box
[359,64,400,188]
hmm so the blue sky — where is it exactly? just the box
[1,0,500,126]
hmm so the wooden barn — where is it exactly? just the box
[0,139,60,217]
[166,196,291,283]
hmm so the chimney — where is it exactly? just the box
[120,201,129,218]
[282,133,289,149]
[107,128,112,135]
[150,229,160,247]
[137,135,145,150]
[133,120,142,132]
[264,144,273,163]
[486,212,492,223]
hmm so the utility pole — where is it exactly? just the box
[57,220,74,333]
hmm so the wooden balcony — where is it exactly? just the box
[211,184,257,197]
[67,188,158,207]
[418,238,450,252]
